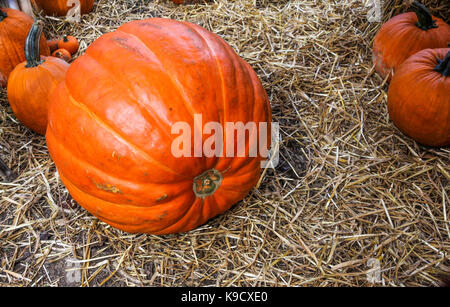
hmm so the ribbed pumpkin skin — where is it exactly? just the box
[372,12,450,81]
[387,48,450,147]
[0,8,50,87]
[46,18,272,235]
[7,56,69,135]
[33,0,94,16]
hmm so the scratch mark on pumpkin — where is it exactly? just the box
[136,22,162,29]
[112,36,147,59]
[92,180,123,194]
[159,210,168,220]
[156,194,168,202]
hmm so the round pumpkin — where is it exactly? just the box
[32,0,94,16]
[52,48,72,62]
[387,48,450,147]
[372,1,450,81]
[7,21,70,135]
[46,18,272,235]
[47,38,59,53]
[57,35,79,55]
[0,7,50,87]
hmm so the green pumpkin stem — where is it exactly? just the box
[0,9,7,22]
[0,157,16,182]
[25,20,45,68]
[411,1,438,30]
[434,51,450,77]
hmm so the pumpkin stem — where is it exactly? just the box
[25,20,45,68]
[411,1,438,30]
[0,157,16,182]
[193,169,223,198]
[63,35,69,42]
[0,9,7,22]
[434,51,450,77]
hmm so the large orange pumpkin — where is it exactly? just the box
[46,18,272,235]
[32,0,94,16]
[372,1,450,81]
[387,48,449,147]
[7,21,70,135]
[0,7,50,87]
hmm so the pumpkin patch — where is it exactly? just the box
[0,0,449,287]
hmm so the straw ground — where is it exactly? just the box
[0,0,449,286]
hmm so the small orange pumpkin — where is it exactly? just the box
[7,21,70,135]
[387,48,450,147]
[47,38,59,53]
[52,48,72,62]
[57,35,79,55]
[372,1,450,81]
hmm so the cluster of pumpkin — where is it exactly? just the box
[0,0,272,235]
[1,1,83,135]
[372,1,450,147]
[48,35,79,63]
